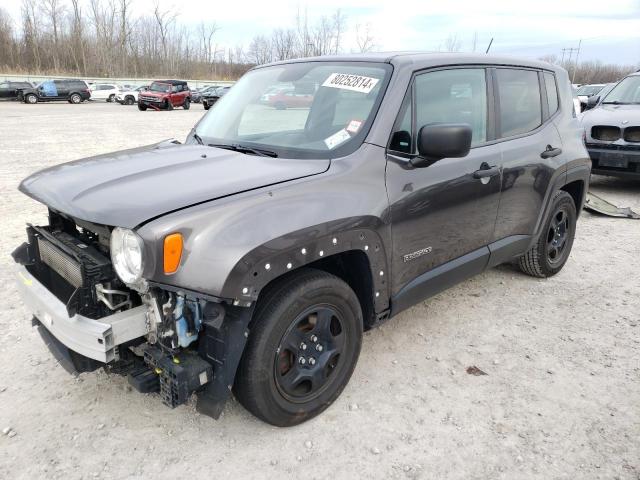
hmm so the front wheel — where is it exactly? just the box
[519,190,577,278]
[107,94,115,102]
[183,98,190,110]
[125,96,135,105]
[137,103,147,111]
[203,102,210,110]
[234,268,363,427]
[165,99,173,111]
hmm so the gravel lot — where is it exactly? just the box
[0,102,638,480]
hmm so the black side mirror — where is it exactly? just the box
[411,123,472,168]
[585,96,600,110]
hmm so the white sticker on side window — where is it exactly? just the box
[324,129,351,149]
[322,73,379,94]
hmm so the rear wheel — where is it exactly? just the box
[235,268,363,427]
[69,93,82,104]
[519,190,576,278]
[25,93,38,104]
[274,101,286,110]
[107,94,115,102]
[183,98,190,110]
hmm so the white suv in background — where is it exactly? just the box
[90,84,120,102]
[115,86,147,105]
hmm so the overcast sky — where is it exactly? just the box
[3,0,640,64]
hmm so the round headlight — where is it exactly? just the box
[110,227,144,284]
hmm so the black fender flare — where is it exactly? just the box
[220,216,391,313]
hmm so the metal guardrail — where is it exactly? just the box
[0,73,234,89]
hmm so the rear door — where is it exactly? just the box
[491,68,563,242]
[386,67,502,295]
[54,80,70,99]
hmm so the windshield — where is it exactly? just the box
[602,76,640,104]
[576,85,604,96]
[195,61,392,159]
[149,82,171,93]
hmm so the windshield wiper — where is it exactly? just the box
[192,132,204,145]
[602,101,629,105]
[208,143,278,157]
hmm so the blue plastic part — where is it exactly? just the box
[174,297,202,348]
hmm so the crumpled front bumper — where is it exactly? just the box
[15,264,148,364]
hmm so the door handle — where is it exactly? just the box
[540,145,562,159]
[473,162,500,179]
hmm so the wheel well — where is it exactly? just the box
[560,180,585,215]
[254,250,376,330]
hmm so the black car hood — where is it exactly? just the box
[19,141,330,229]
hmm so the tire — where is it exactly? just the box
[125,96,135,105]
[234,268,363,427]
[165,99,173,111]
[203,102,210,110]
[107,94,115,102]
[274,101,286,110]
[69,93,82,104]
[519,190,577,278]
[137,103,147,111]
[183,98,190,110]
[25,93,38,104]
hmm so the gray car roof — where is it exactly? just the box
[258,52,559,72]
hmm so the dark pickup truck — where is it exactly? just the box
[12,53,590,427]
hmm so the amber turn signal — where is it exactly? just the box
[163,233,183,274]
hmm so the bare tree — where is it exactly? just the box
[355,23,376,53]
[444,33,461,52]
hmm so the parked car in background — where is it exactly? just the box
[575,83,610,112]
[12,53,590,427]
[202,86,231,110]
[138,80,191,110]
[20,79,91,104]
[580,71,640,178]
[115,86,148,105]
[264,85,315,110]
[90,83,121,102]
[0,81,34,101]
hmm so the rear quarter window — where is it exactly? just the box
[543,72,559,115]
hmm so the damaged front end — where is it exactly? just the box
[12,210,253,419]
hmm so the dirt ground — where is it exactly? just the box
[0,102,638,480]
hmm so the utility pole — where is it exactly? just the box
[572,39,582,84]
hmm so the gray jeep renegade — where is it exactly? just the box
[13,53,591,426]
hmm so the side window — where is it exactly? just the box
[496,69,542,137]
[414,68,488,146]
[543,72,559,115]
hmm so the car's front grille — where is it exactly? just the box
[623,127,640,143]
[140,95,161,102]
[37,236,83,288]
[591,125,621,141]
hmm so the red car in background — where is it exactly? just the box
[265,88,314,110]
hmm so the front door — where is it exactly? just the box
[386,67,502,295]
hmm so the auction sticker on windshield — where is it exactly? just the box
[324,129,351,149]
[322,73,379,94]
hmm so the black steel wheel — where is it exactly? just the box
[235,268,362,426]
[519,190,577,277]
[137,102,147,111]
[165,99,173,110]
